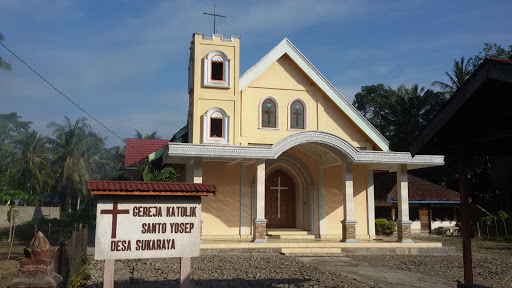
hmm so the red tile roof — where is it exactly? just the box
[124,138,169,167]
[387,174,459,202]
[88,181,216,196]
[375,173,459,202]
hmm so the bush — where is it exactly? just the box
[375,218,397,236]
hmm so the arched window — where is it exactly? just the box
[203,51,230,88]
[259,96,279,129]
[288,99,306,130]
[203,107,230,144]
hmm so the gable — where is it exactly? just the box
[240,39,389,151]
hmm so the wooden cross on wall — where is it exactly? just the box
[270,177,288,218]
[203,4,226,35]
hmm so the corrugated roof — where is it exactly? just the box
[124,138,169,167]
[375,173,459,202]
[88,180,216,196]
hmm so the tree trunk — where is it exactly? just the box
[7,207,13,242]
[77,197,80,212]
[476,221,481,238]
[486,224,489,238]
[494,218,499,239]
[502,219,508,238]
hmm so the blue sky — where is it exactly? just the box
[1,0,511,147]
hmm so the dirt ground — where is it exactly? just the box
[0,236,511,287]
[347,236,512,288]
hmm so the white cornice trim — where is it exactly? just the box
[239,38,390,151]
[163,131,443,168]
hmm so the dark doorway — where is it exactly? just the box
[265,169,296,228]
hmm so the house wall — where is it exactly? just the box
[240,56,374,150]
[201,161,241,236]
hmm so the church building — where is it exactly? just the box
[157,33,444,243]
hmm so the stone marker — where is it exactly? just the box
[8,231,63,288]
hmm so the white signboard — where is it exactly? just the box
[95,196,201,260]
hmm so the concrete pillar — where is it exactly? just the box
[397,164,413,243]
[309,185,316,235]
[185,160,194,183]
[318,167,326,237]
[193,159,203,183]
[240,165,248,236]
[252,160,267,242]
[367,169,376,238]
[341,163,357,242]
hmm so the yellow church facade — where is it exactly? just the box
[162,33,444,243]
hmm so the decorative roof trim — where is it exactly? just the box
[163,130,443,167]
[239,38,390,151]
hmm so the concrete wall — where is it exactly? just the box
[0,206,60,228]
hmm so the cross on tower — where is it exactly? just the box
[203,4,226,35]
[270,177,288,218]
[101,202,129,239]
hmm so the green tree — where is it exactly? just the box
[11,130,50,195]
[468,42,512,72]
[134,129,161,139]
[138,160,178,182]
[353,84,447,151]
[0,33,12,71]
[47,117,104,211]
[498,210,508,238]
[0,113,32,171]
[431,57,471,94]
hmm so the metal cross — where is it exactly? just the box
[270,177,288,218]
[101,202,129,239]
[203,4,226,35]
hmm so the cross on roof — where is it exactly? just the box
[203,4,226,35]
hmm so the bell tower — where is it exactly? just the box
[187,33,240,145]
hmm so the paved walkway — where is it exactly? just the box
[297,256,454,288]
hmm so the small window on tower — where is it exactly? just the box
[210,116,223,138]
[211,60,224,81]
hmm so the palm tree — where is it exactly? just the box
[0,33,12,71]
[11,130,49,195]
[432,57,471,94]
[48,117,103,211]
[134,129,161,139]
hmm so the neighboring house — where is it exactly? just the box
[132,33,444,243]
[375,173,460,234]
[124,138,170,180]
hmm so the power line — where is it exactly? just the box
[0,41,127,144]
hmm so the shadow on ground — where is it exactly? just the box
[87,278,311,288]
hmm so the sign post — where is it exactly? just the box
[88,181,216,288]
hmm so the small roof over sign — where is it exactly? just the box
[87,181,216,196]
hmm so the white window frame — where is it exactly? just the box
[203,50,231,89]
[287,98,307,130]
[203,107,230,144]
[259,96,280,130]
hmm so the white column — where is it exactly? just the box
[252,160,267,242]
[240,165,248,236]
[343,163,355,222]
[185,160,194,183]
[367,169,376,238]
[255,161,265,220]
[193,159,203,183]
[397,164,413,243]
[342,162,357,242]
[397,164,409,222]
[318,167,326,236]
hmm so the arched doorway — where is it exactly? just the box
[265,169,296,228]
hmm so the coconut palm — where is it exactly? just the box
[432,57,471,94]
[48,116,103,211]
[134,129,161,139]
[0,33,12,71]
[11,130,49,195]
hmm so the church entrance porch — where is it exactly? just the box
[265,170,296,228]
